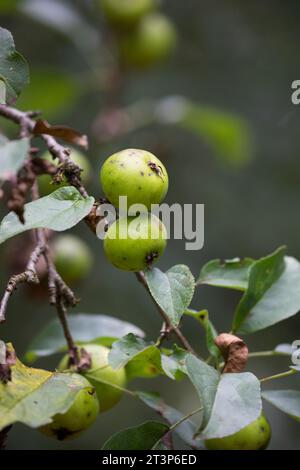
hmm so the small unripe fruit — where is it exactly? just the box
[100,0,154,27]
[205,414,271,450]
[38,148,91,197]
[119,13,177,68]
[39,374,99,440]
[100,148,168,210]
[52,235,93,284]
[104,214,167,271]
[59,345,127,412]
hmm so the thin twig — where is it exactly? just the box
[0,241,44,323]
[260,369,296,383]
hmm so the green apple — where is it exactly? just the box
[100,148,168,210]
[39,374,99,440]
[100,0,155,27]
[119,13,177,68]
[38,148,91,197]
[205,414,271,450]
[51,235,93,284]
[104,213,167,271]
[59,344,127,412]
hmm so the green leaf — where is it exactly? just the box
[199,372,261,439]
[102,421,169,450]
[185,354,262,439]
[0,187,94,245]
[139,391,203,449]
[234,249,300,334]
[0,27,29,104]
[180,104,253,168]
[145,265,195,327]
[0,137,30,180]
[0,347,93,431]
[262,390,300,422]
[24,314,145,363]
[185,355,219,430]
[198,258,253,291]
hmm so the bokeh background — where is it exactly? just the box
[1,0,300,450]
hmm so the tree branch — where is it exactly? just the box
[0,103,197,357]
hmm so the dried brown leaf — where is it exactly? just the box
[215,333,248,373]
[33,120,88,149]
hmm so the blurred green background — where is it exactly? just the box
[1,0,300,450]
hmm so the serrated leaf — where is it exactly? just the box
[185,354,262,439]
[25,314,145,363]
[262,390,300,422]
[234,250,300,334]
[139,392,203,449]
[0,137,30,180]
[102,421,169,450]
[0,27,29,104]
[0,186,94,245]
[0,346,93,431]
[145,265,195,327]
[198,258,253,291]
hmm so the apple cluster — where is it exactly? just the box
[100,148,169,271]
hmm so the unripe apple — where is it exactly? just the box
[104,213,167,271]
[58,344,127,412]
[52,235,93,284]
[38,148,91,197]
[119,13,177,68]
[100,148,168,210]
[205,414,271,450]
[39,374,99,440]
[100,0,155,27]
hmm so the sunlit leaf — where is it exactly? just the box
[0,345,93,430]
